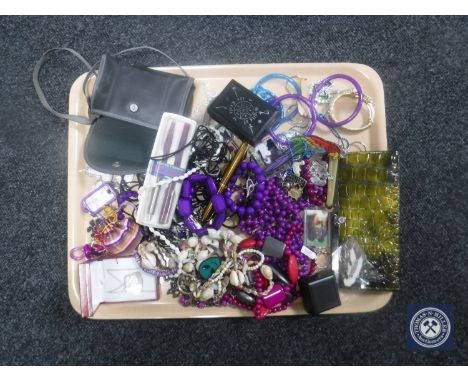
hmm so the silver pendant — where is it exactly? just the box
[281,169,306,200]
[310,159,329,186]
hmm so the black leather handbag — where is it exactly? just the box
[33,46,195,174]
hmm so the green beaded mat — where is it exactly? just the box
[338,151,400,290]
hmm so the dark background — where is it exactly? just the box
[0,16,467,365]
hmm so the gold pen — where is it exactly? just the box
[200,142,250,224]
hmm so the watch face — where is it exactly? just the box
[209,80,279,145]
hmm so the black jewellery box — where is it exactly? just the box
[299,270,341,315]
[207,80,281,146]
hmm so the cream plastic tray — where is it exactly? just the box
[68,63,392,319]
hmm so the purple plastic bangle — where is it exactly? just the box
[311,73,363,128]
[270,93,317,146]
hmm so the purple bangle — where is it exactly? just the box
[311,73,363,128]
[270,93,317,145]
[178,174,226,236]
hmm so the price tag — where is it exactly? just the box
[301,245,317,260]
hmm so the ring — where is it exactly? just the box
[69,246,85,261]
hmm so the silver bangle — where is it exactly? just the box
[327,88,375,131]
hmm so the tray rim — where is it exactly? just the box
[67,62,393,319]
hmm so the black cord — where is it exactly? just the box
[150,124,212,162]
[188,127,232,177]
[149,125,232,179]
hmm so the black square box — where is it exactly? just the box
[299,270,341,315]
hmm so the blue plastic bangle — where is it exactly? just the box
[254,73,302,94]
[252,73,303,125]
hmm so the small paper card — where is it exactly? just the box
[301,245,317,260]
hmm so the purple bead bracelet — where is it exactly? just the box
[178,173,226,236]
[134,250,177,277]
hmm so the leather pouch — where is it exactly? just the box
[34,46,194,174]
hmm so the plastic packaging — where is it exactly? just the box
[79,257,158,318]
[136,113,197,229]
[304,208,331,252]
[332,237,386,289]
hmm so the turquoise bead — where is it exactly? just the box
[199,256,221,280]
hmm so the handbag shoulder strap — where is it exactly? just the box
[81,46,189,106]
[34,46,188,124]
[33,48,95,125]
[113,46,189,77]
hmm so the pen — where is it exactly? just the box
[148,121,176,218]
[159,122,192,224]
[200,141,249,224]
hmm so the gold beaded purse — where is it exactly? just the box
[337,151,400,290]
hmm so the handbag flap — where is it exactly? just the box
[90,54,194,129]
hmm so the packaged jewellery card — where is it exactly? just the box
[79,257,158,318]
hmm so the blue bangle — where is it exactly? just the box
[254,73,302,94]
[251,73,302,124]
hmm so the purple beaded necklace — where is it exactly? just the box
[224,160,266,216]
[301,157,327,206]
[237,176,316,279]
[238,177,307,242]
